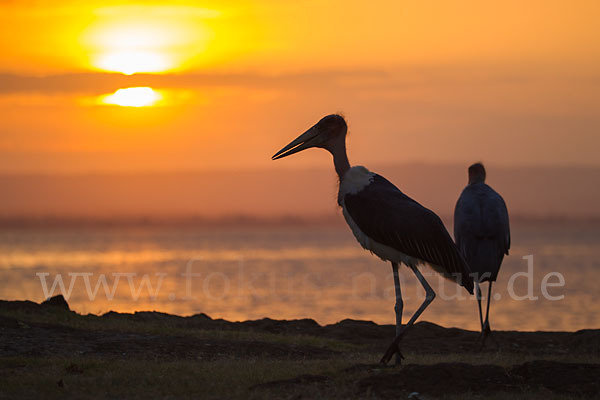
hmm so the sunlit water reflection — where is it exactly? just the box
[1,222,598,331]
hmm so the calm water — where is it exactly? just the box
[0,222,598,331]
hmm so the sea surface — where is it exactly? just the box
[1,221,598,331]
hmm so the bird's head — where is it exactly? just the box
[272,114,347,160]
[468,162,486,184]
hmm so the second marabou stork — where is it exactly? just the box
[272,114,474,365]
[454,163,510,345]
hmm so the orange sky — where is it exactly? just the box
[0,0,599,174]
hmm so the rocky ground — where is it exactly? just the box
[1,295,599,399]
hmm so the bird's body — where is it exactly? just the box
[455,181,510,282]
[272,114,473,364]
[339,166,473,291]
[454,163,510,341]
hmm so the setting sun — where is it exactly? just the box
[87,22,177,74]
[101,87,162,107]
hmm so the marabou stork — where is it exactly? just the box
[454,163,510,344]
[272,114,474,364]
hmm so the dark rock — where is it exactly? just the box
[189,312,212,321]
[323,319,392,342]
[41,295,70,311]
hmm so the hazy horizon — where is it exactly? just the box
[2,162,599,220]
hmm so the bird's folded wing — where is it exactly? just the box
[454,184,511,256]
[345,174,473,293]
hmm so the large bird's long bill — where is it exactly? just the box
[271,126,319,160]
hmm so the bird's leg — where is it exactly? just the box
[391,262,404,365]
[475,281,484,344]
[484,281,492,333]
[380,265,436,365]
[481,282,498,347]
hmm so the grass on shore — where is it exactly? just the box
[1,304,597,399]
[1,353,594,400]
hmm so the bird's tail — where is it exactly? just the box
[428,254,474,295]
[459,260,475,295]
[449,241,475,295]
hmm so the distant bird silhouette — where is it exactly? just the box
[272,114,474,365]
[454,163,510,344]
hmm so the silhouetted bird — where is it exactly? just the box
[272,114,474,364]
[454,163,510,344]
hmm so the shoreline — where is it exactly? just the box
[2,296,597,334]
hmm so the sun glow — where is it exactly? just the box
[82,6,216,74]
[89,22,177,74]
[96,51,170,75]
[101,87,162,107]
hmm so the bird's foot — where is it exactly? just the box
[477,322,498,349]
[380,332,405,365]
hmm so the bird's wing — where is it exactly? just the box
[344,174,473,294]
[454,184,510,253]
[498,194,510,254]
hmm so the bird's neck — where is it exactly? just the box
[468,177,485,185]
[330,139,351,181]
